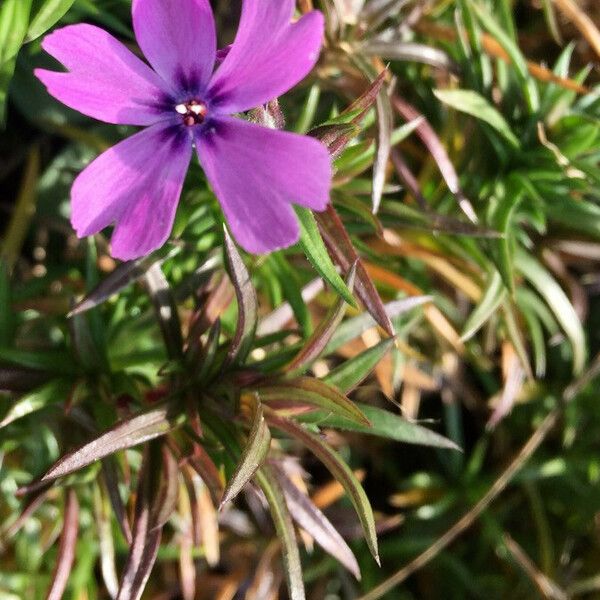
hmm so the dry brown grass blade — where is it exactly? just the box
[552,0,600,60]
[373,235,482,302]
[503,534,568,600]
[416,21,589,94]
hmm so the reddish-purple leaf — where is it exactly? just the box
[268,415,379,564]
[392,95,478,223]
[343,69,388,120]
[194,318,222,381]
[325,296,431,354]
[117,447,163,600]
[42,404,183,482]
[315,205,394,336]
[185,273,233,359]
[249,98,286,129]
[68,257,150,317]
[223,227,258,365]
[311,122,361,158]
[273,466,361,580]
[150,446,179,529]
[256,376,370,426]
[187,450,224,507]
[0,366,49,392]
[390,148,428,208]
[310,70,387,158]
[220,401,271,508]
[46,489,79,600]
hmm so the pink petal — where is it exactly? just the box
[71,122,192,261]
[195,116,331,254]
[35,24,170,126]
[208,1,324,113]
[132,0,216,94]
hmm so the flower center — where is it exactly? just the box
[175,100,208,127]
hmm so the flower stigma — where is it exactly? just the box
[175,99,208,126]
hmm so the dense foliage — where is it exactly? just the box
[2,1,600,598]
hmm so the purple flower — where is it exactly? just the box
[35,0,331,260]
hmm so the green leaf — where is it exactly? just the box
[220,402,271,508]
[296,206,356,306]
[472,2,539,113]
[69,308,105,373]
[295,83,321,134]
[0,378,70,428]
[461,270,507,341]
[324,296,431,355]
[487,189,523,293]
[335,119,423,178]
[0,0,32,124]
[257,376,370,426]
[516,249,586,374]
[434,89,520,148]
[26,0,76,42]
[0,347,78,375]
[256,466,305,600]
[519,302,547,378]
[545,195,600,240]
[323,338,395,393]
[270,415,380,564]
[0,0,32,64]
[299,402,461,450]
[267,253,312,338]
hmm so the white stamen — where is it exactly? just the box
[175,103,187,115]
[190,104,204,115]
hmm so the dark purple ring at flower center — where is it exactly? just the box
[175,99,208,126]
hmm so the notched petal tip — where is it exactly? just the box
[34,24,171,126]
[207,2,326,113]
[69,122,192,262]
[132,0,217,94]
[33,68,52,86]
